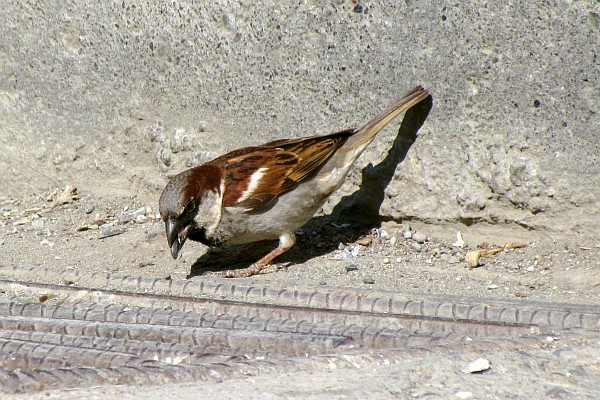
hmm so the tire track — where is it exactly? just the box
[0,265,598,394]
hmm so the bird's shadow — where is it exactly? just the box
[188,94,433,277]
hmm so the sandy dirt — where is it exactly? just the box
[1,181,600,399]
[2,185,599,304]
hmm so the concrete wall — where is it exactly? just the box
[1,1,598,237]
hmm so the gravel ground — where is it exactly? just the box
[2,187,599,304]
[1,186,600,399]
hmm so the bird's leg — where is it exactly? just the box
[223,233,296,278]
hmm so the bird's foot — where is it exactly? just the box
[221,262,281,278]
[209,243,288,278]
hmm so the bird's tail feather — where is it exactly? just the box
[348,85,430,149]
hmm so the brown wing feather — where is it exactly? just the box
[265,129,354,184]
[210,148,297,208]
[209,129,353,211]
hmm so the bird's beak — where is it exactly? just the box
[165,218,187,259]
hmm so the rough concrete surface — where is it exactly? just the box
[1,0,598,235]
[1,0,599,399]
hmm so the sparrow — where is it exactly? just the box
[159,85,430,277]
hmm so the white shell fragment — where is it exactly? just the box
[453,231,466,248]
[467,357,491,373]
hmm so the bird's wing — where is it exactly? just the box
[209,129,353,211]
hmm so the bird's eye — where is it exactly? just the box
[184,200,196,214]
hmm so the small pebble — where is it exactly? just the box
[401,222,411,233]
[568,366,588,377]
[526,266,535,272]
[410,242,422,252]
[402,230,412,239]
[85,205,95,214]
[118,211,135,224]
[382,258,391,264]
[389,236,397,246]
[486,284,498,289]
[346,264,358,272]
[119,207,147,224]
[351,245,364,257]
[40,238,54,247]
[412,232,427,243]
[363,276,375,284]
[467,357,491,373]
[153,206,161,220]
[455,392,474,399]
[334,250,351,260]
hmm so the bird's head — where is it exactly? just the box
[158,165,223,259]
